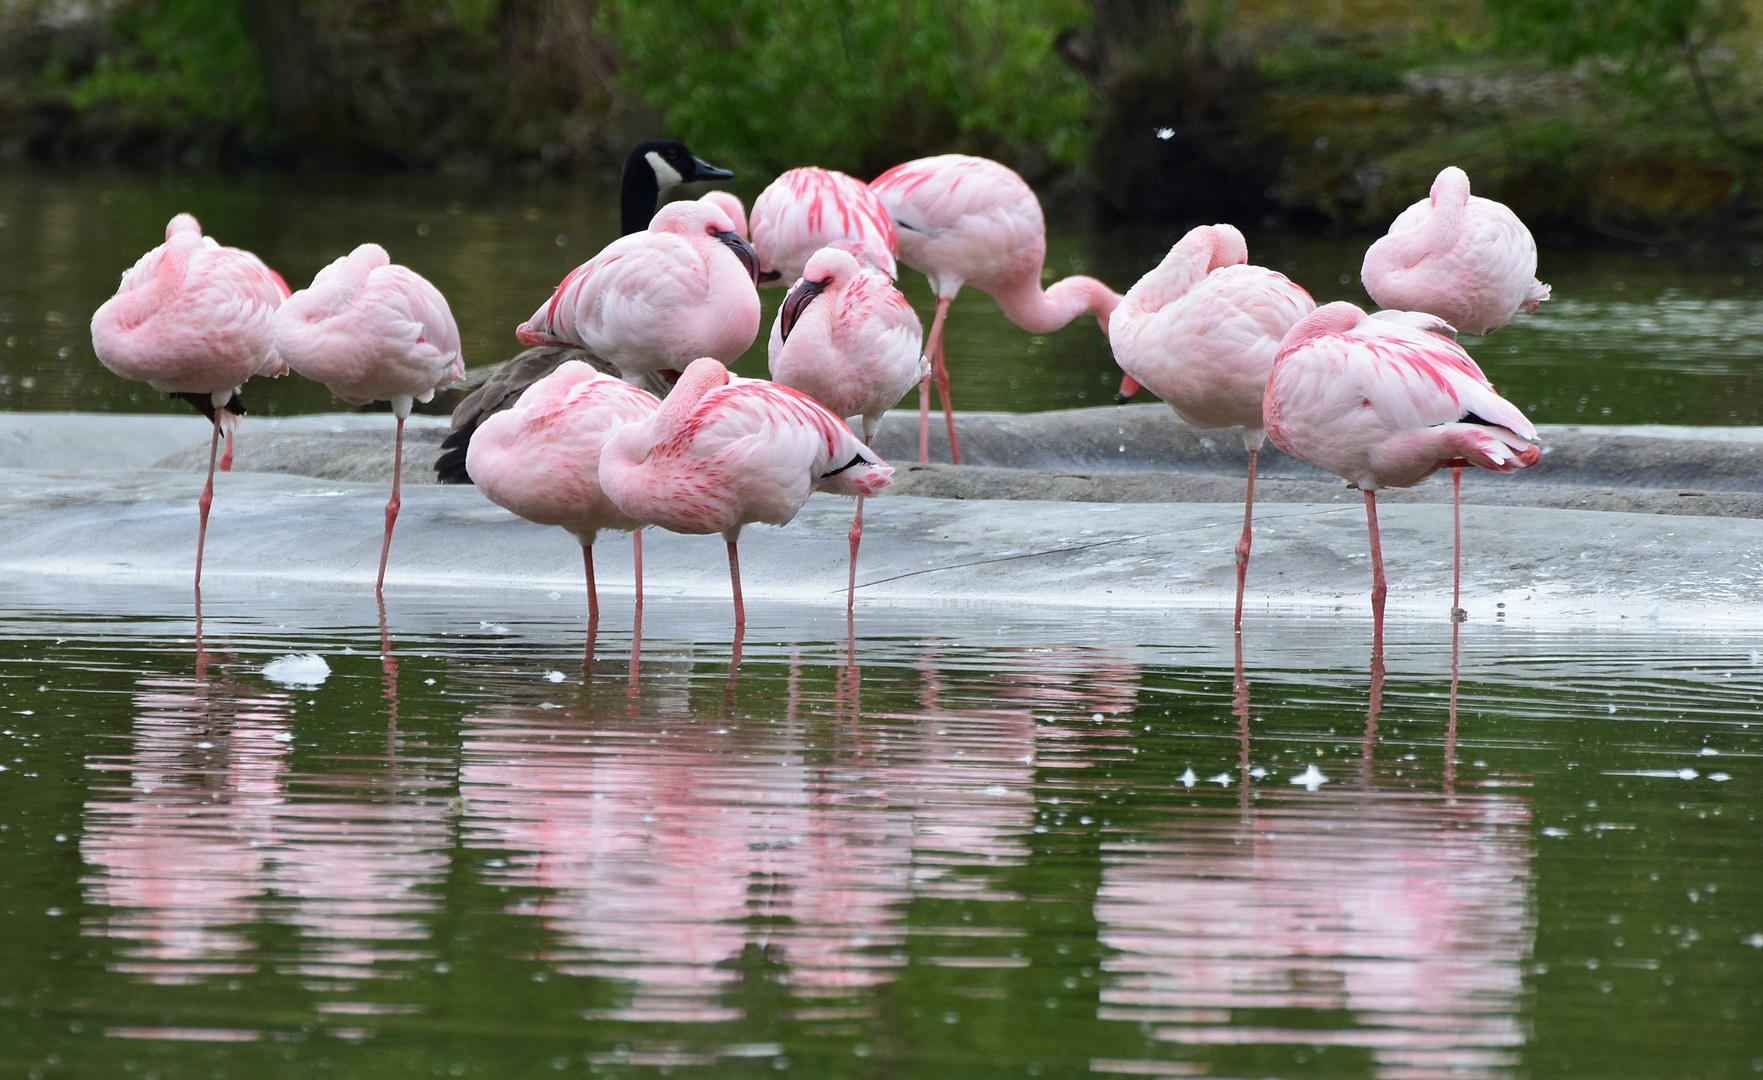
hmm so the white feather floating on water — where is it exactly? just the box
[263,654,331,688]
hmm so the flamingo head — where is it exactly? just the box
[1199,223,1249,272]
[1276,301,1366,357]
[165,213,203,241]
[779,248,861,343]
[671,356,731,405]
[652,200,760,284]
[698,190,748,239]
[1430,166,1472,209]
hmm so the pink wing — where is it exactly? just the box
[520,235,702,352]
[1342,318,1535,439]
[750,168,898,281]
[692,379,893,496]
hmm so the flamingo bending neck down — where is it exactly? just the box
[599,358,894,629]
[466,361,659,634]
[767,247,926,607]
[1108,223,1315,631]
[273,243,463,596]
[871,154,1120,464]
[1360,166,1550,337]
[89,212,290,592]
[1264,302,1540,644]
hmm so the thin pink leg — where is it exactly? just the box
[1364,489,1387,651]
[919,297,950,464]
[932,310,960,465]
[627,600,643,697]
[218,421,235,472]
[632,529,644,609]
[726,537,745,630]
[1451,466,1465,622]
[582,542,599,624]
[1233,631,1251,812]
[1445,620,1460,794]
[375,416,405,597]
[1233,448,1259,634]
[847,495,865,615]
[194,418,220,594]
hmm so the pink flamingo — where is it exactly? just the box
[870,154,1121,464]
[1108,224,1315,632]
[272,244,464,596]
[599,357,894,629]
[515,200,760,385]
[1264,302,1540,639]
[749,167,898,284]
[89,213,290,591]
[1361,166,1551,337]
[767,247,926,604]
[465,361,659,623]
[698,190,749,238]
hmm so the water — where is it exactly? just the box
[3,168,1762,425]
[3,584,1760,1078]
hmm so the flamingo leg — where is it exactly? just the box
[194,416,220,593]
[1445,619,1460,795]
[1451,466,1466,622]
[627,599,643,698]
[932,311,960,465]
[218,420,235,472]
[847,495,865,615]
[375,415,405,597]
[919,296,952,464]
[1233,448,1259,634]
[1364,489,1387,650]
[726,536,745,630]
[632,528,644,609]
[582,542,599,624]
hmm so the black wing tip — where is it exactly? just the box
[171,392,246,421]
[434,425,476,484]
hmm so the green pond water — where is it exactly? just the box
[1,586,1760,1079]
[2,168,1762,425]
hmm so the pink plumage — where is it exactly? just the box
[1265,301,1540,636]
[600,358,893,628]
[698,191,749,238]
[1360,166,1551,337]
[89,212,291,591]
[750,167,898,284]
[1109,223,1315,630]
[273,243,464,596]
[515,201,760,382]
[467,361,660,622]
[870,154,1121,463]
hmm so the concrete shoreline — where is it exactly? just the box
[3,408,1761,628]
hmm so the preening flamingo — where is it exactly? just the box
[749,167,898,284]
[89,212,290,591]
[870,154,1121,464]
[1108,224,1315,631]
[465,360,659,624]
[599,357,894,630]
[1264,302,1540,639]
[698,190,749,238]
[1361,166,1550,337]
[619,140,734,235]
[272,243,463,596]
[767,247,926,605]
[515,200,760,381]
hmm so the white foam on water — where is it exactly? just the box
[262,654,331,688]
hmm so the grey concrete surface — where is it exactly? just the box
[4,467,1761,628]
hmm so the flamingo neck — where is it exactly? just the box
[996,274,1122,335]
[1390,168,1470,267]
[113,238,194,331]
[1130,227,1246,315]
[309,251,378,318]
[639,360,726,454]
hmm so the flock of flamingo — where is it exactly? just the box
[88,139,1549,644]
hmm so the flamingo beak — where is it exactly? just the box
[1115,374,1141,405]
[779,277,829,342]
[715,230,761,284]
[689,157,733,182]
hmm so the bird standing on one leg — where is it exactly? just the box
[273,244,463,596]
[90,213,289,593]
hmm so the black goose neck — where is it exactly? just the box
[620,150,661,235]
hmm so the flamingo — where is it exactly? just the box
[515,200,760,382]
[1263,302,1540,641]
[465,360,659,626]
[749,167,898,284]
[1107,224,1315,632]
[599,357,894,630]
[698,190,749,238]
[767,247,926,606]
[1360,166,1550,337]
[89,212,290,592]
[618,140,735,235]
[870,154,1121,464]
[272,243,463,596]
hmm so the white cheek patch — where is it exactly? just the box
[646,151,684,190]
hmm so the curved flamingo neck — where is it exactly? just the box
[112,239,194,331]
[644,359,727,450]
[1135,225,1248,313]
[1277,301,1365,357]
[309,247,383,317]
[1389,168,1470,267]
[995,274,1121,334]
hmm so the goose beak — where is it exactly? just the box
[779,277,830,342]
[714,230,760,284]
[690,157,734,182]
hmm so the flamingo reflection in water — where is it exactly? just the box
[1096,650,1529,1080]
[80,621,450,989]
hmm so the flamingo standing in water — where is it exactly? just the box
[870,154,1121,464]
[90,213,290,591]
[1107,224,1315,632]
[466,361,659,624]
[1264,302,1540,640]
[515,201,760,382]
[1361,166,1550,337]
[599,358,893,630]
[273,244,463,596]
[767,247,926,605]
[749,167,898,284]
